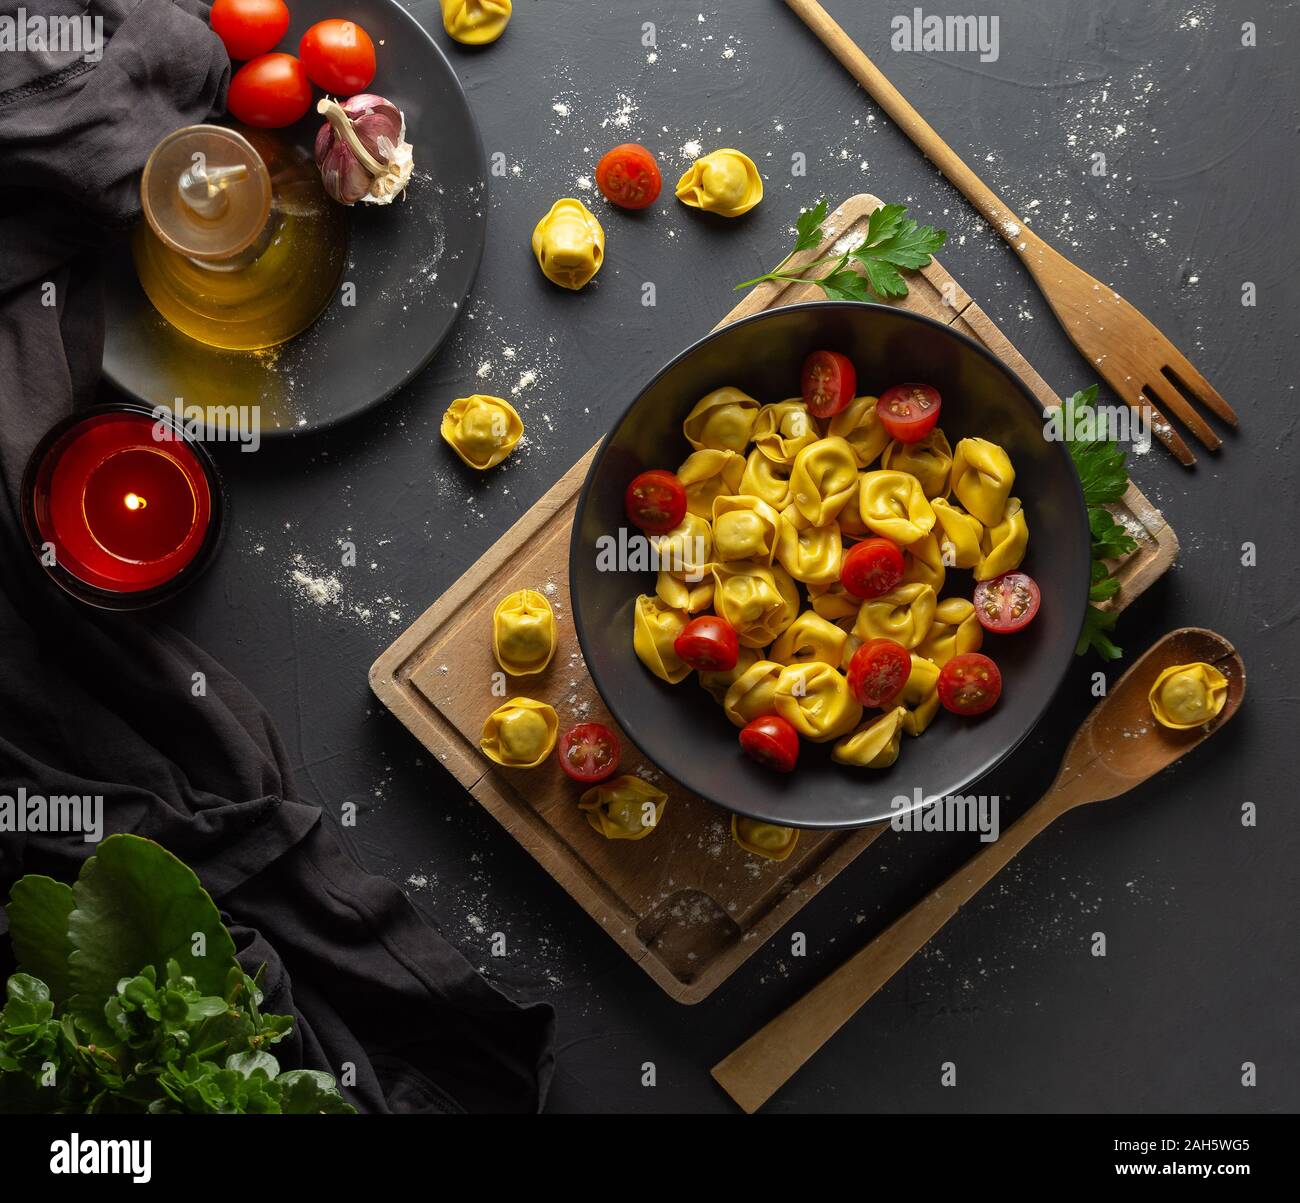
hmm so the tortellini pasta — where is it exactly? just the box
[731,815,799,861]
[774,662,862,743]
[807,578,860,622]
[859,470,936,546]
[492,589,556,675]
[776,519,842,586]
[579,775,667,841]
[951,437,1015,526]
[900,532,945,593]
[974,497,1028,581]
[699,646,759,703]
[633,595,691,683]
[656,569,714,613]
[723,659,784,728]
[752,399,818,464]
[769,611,848,668]
[678,449,745,518]
[827,395,888,468]
[712,494,782,564]
[650,512,712,580]
[675,148,763,217]
[852,582,936,650]
[441,394,524,470]
[531,198,604,290]
[930,497,983,570]
[916,597,983,667]
[836,482,870,538]
[480,697,558,768]
[1148,661,1228,729]
[898,655,942,737]
[739,448,792,509]
[683,386,760,453]
[882,429,953,499]
[441,0,512,45]
[831,707,907,768]
[788,437,859,527]
[711,560,799,648]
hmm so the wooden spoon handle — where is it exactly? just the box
[784,0,1030,246]
[711,793,1063,1113]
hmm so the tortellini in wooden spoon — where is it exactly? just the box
[441,394,524,470]
[531,197,604,290]
[1148,661,1228,729]
[441,0,512,45]
[675,148,763,217]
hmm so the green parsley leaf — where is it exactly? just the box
[818,269,876,303]
[793,198,829,252]
[1076,604,1124,660]
[1064,386,1130,504]
[1089,506,1139,560]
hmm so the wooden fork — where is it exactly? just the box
[785,0,1238,466]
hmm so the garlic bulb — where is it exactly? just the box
[314,95,414,206]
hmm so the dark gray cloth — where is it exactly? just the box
[0,0,554,1113]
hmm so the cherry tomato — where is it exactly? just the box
[739,715,800,773]
[210,0,290,62]
[846,638,911,709]
[299,19,377,94]
[558,722,621,783]
[801,350,857,419]
[227,54,312,128]
[625,469,687,534]
[877,383,942,443]
[937,652,1002,716]
[973,572,1042,634]
[674,615,740,672]
[595,144,662,210]
[841,537,905,599]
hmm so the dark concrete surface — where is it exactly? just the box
[114,0,1299,1112]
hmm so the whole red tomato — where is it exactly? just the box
[210,0,290,62]
[299,19,378,94]
[227,53,313,129]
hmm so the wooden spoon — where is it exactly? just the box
[712,628,1245,1113]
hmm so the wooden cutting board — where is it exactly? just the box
[370,195,1176,1004]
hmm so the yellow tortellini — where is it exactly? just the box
[832,707,907,768]
[951,437,1015,526]
[899,655,942,736]
[683,386,760,453]
[900,532,945,593]
[712,494,782,564]
[1148,662,1228,730]
[788,436,859,527]
[739,448,792,509]
[807,578,860,622]
[492,589,556,675]
[633,595,691,683]
[650,512,712,580]
[441,394,524,470]
[776,519,842,586]
[531,198,604,290]
[655,569,713,613]
[675,148,763,217]
[828,396,888,468]
[723,659,784,728]
[769,611,848,668]
[678,449,744,519]
[699,646,759,704]
[480,697,558,768]
[774,662,862,743]
[752,400,818,465]
[579,776,667,841]
[916,597,983,667]
[836,481,870,538]
[731,815,799,862]
[859,470,936,546]
[853,582,936,650]
[441,0,512,45]
[931,497,984,570]
[711,560,799,648]
[882,429,953,499]
[975,497,1028,581]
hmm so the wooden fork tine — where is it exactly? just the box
[1162,349,1239,427]
[1094,364,1196,465]
[1143,372,1221,452]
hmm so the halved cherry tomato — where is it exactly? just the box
[558,722,621,783]
[801,350,857,419]
[841,537,905,599]
[974,572,1041,634]
[739,714,800,773]
[877,383,942,443]
[674,616,739,672]
[300,20,377,94]
[846,638,911,709]
[937,652,1002,716]
[227,53,312,128]
[210,0,290,62]
[625,469,687,534]
[595,144,662,210]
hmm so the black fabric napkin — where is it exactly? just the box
[0,0,554,1113]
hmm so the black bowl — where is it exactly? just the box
[570,302,1091,829]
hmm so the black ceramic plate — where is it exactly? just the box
[570,303,1091,829]
[102,0,485,436]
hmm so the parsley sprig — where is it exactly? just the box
[1063,385,1138,660]
[734,200,947,300]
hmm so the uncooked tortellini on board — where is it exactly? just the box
[441,0,512,44]
[531,198,604,290]
[441,394,524,470]
[480,697,558,768]
[731,815,800,861]
[579,776,667,841]
[492,589,556,675]
[675,148,763,217]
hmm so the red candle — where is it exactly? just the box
[23,407,222,603]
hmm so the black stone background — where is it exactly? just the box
[103,0,1300,1111]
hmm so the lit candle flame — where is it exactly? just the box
[123,493,147,511]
